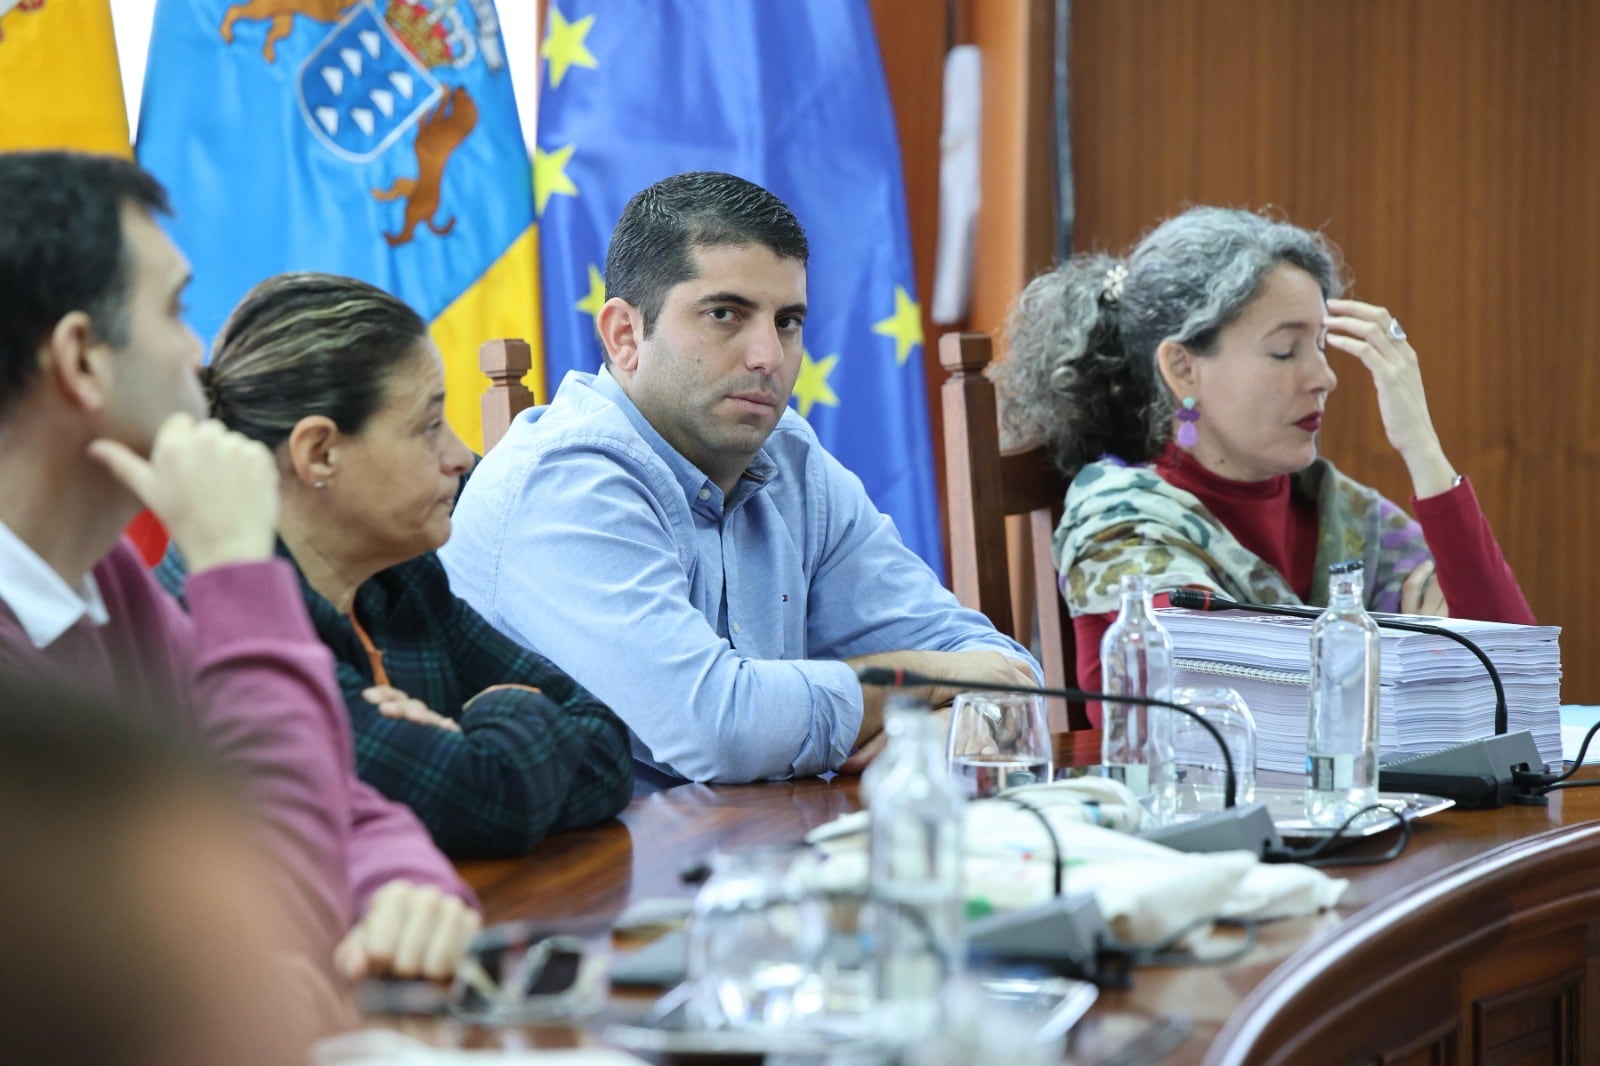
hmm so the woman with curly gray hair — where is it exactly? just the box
[996,206,1534,707]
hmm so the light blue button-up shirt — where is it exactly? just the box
[442,369,1037,785]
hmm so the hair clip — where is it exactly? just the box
[1102,263,1129,304]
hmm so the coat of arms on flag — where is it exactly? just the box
[139,0,541,452]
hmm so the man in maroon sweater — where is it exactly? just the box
[0,152,478,1008]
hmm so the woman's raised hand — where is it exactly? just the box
[1400,559,1451,617]
[1323,298,1458,498]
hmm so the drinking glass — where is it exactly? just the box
[685,846,828,1030]
[946,692,1053,799]
[1169,685,1257,817]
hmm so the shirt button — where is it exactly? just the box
[697,488,711,500]
[732,621,742,634]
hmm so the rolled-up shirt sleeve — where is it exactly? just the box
[800,442,1039,673]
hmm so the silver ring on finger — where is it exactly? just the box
[1386,317,1407,342]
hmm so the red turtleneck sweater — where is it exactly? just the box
[1073,446,1535,715]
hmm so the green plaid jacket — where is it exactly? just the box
[156,546,633,859]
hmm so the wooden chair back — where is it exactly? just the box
[479,338,535,452]
[939,331,1085,730]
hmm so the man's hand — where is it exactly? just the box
[838,727,890,774]
[88,413,278,573]
[843,649,1040,770]
[333,880,480,983]
[917,650,1040,709]
[839,707,958,775]
[364,686,462,733]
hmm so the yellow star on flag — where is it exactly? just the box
[791,350,840,419]
[871,286,924,365]
[533,144,579,215]
[575,263,606,328]
[541,6,599,89]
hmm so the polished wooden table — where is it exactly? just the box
[412,731,1600,1063]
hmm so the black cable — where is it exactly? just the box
[1530,718,1600,790]
[1265,803,1412,867]
[1539,777,1600,791]
[858,666,1239,809]
[1168,590,1510,735]
[1303,816,1411,867]
[997,792,1067,898]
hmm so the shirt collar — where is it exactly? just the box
[0,518,110,649]
[594,367,778,509]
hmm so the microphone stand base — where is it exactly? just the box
[967,892,1124,987]
[1381,730,1548,810]
[1138,801,1283,858]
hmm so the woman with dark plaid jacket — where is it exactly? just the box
[157,272,633,859]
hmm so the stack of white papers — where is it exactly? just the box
[1154,609,1563,774]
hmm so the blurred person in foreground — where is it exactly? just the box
[0,676,326,1065]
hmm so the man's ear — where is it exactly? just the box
[1156,339,1200,398]
[597,297,646,377]
[42,310,113,413]
[284,415,339,487]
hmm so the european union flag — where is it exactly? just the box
[135,0,541,451]
[535,0,944,574]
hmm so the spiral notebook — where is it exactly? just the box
[1157,609,1563,774]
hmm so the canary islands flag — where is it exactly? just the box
[136,0,540,451]
[535,0,943,573]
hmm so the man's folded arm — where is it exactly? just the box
[803,446,1042,675]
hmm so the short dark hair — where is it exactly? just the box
[604,171,809,340]
[205,272,429,450]
[0,151,170,413]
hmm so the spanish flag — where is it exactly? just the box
[0,0,131,156]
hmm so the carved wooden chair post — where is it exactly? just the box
[479,338,534,453]
[939,331,1085,730]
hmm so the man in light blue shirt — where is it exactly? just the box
[443,172,1038,786]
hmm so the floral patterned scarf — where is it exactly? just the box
[1053,456,1430,617]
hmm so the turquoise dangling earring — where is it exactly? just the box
[1176,396,1201,448]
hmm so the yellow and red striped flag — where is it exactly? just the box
[0,0,131,156]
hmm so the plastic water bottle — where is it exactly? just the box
[868,700,964,1035]
[1305,560,1382,827]
[1100,573,1177,823]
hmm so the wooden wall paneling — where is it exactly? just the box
[956,0,1059,632]
[965,0,1057,342]
[1069,0,1599,698]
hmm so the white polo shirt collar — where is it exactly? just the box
[0,518,110,649]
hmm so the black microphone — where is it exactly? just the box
[856,665,1239,809]
[1165,588,1547,809]
[1166,588,1509,736]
